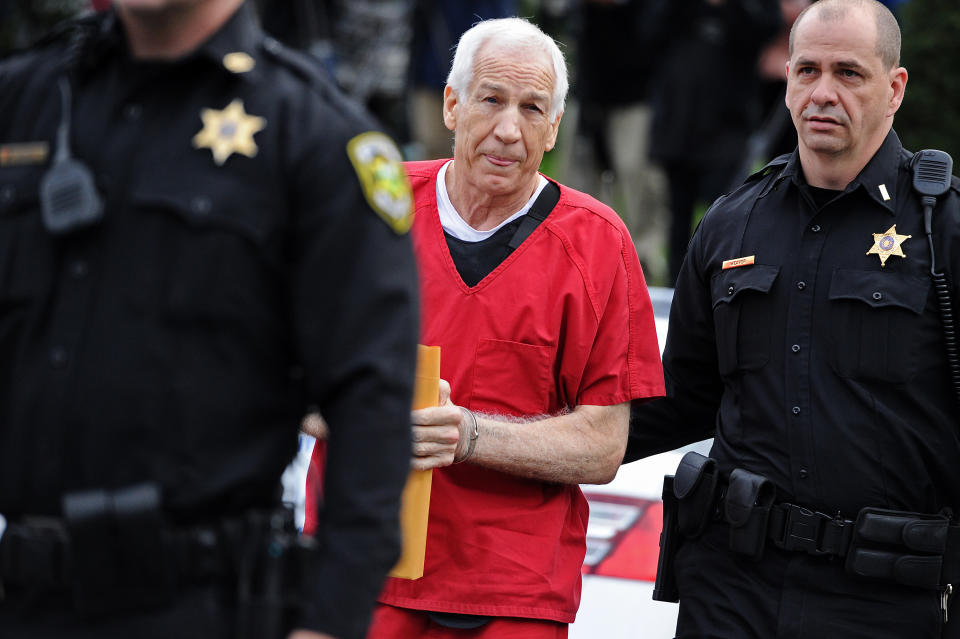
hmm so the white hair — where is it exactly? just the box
[445,17,568,120]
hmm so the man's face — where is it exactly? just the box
[785,6,905,164]
[443,44,561,198]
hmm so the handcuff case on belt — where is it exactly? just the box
[846,507,951,589]
[724,468,776,561]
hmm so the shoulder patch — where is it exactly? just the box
[346,132,413,234]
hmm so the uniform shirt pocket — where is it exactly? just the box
[470,339,554,416]
[126,176,275,325]
[710,265,780,376]
[827,269,930,383]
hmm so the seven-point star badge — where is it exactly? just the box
[866,224,911,267]
[192,98,266,166]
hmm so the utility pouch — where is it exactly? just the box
[724,468,775,561]
[845,508,950,589]
[62,483,174,616]
[653,475,680,602]
[673,451,719,539]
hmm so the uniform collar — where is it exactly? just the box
[193,1,263,81]
[784,129,903,215]
[846,129,902,215]
[82,1,263,81]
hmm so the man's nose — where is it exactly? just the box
[809,75,839,106]
[494,107,522,144]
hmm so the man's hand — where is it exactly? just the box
[411,379,467,470]
[301,412,329,440]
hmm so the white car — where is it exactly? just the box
[281,286,703,638]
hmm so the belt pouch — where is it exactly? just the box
[725,468,775,561]
[845,508,948,588]
[673,451,719,538]
[63,483,174,616]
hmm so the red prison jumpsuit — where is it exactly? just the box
[307,159,664,637]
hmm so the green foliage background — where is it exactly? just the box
[896,0,960,162]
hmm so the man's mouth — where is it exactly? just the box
[806,115,842,131]
[484,154,516,167]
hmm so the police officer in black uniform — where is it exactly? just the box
[629,0,960,637]
[0,1,418,638]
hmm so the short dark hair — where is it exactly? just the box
[789,0,901,69]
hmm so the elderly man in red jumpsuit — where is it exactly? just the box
[307,16,664,639]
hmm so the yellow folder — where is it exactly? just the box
[388,344,439,579]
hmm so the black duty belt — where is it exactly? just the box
[0,514,223,593]
[767,502,960,590]
[671,451,960,590]
[0,482,314,632]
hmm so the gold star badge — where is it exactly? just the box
[866,224,911,267]
[191,99,266,166]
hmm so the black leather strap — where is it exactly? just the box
[506,180,560,251]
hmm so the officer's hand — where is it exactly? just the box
[411,379,466,470]
[287,630,338,639]
[301,412,329,440]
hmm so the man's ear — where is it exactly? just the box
[887,66,908,117]
[544,111,563,153]
[783,61,792,109]
[442,86,458,132]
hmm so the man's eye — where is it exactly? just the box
[484,96,498,104]
[841,69,861,78]
[798,66,816,75]
[525,104,543,113]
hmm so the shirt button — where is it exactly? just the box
[873,291,882,300]
[727,285,735,295]
[791,344,801,353]
[49,347,68,368]
[797,281,806,290]
[811,224,821,233]
[792,406,801,415]
[123,103,142,121]
[69,260,89,279]
[191,196,212,215]
[799,468,809,479]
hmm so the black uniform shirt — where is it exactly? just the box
[630,130,960,519]
[0,5,418,636]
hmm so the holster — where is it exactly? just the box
[233,509,321,639]
[724,468,776,561]
[651,451,720,604]
[674,451,720,539]
[846,507,951,589]
[653,475,680,602]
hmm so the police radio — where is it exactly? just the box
[39,76,103,235]
[911,149,960,406]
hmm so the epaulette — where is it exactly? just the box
[744,153,790,184]
[259,36,340,98]
[258,36,378,130]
